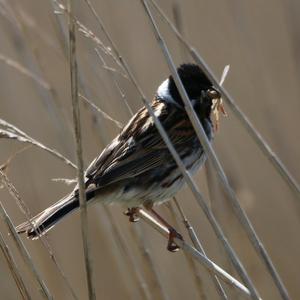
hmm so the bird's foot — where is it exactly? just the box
[124,207,140,222]
[167,228,183,252]
[142,205,183,252]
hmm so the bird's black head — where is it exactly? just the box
[157,63,220,119]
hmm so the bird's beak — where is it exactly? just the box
[207,89,227,131]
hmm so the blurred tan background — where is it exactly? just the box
[0,0,299,299]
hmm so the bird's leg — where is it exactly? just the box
[124,207,140,222]
[144,203,183,252]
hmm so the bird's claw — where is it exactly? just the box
[167,228,183,252]
[124,208,140,222]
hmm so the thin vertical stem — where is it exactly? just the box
[68,1,96,299]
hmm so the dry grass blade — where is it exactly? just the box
[0,145,31,173]
[0,118,76,169]
[53,0,127,76]
[79,93,123,128]
[0,170,52,300]
[95,49,133,116]
[219,65,230,87]
[0,52,51,90]
[51,177,77,185]
[94,47,129,80]
[0,231,31,300]
[0,168,32,218]
[68,1,96,299]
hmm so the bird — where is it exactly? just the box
[16,63,224,251]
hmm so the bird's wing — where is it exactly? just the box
[85,99,194,188]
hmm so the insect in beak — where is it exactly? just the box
[207,64,230,131]
[207,89,227,131]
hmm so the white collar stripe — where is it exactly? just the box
[157,79,174,103]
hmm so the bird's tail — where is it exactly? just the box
[16,193,79,240]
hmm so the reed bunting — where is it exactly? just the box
[16,63,223,251]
